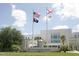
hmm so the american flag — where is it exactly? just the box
[33,11,40,18]
[33,11,40,23]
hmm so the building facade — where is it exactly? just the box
[69,32,79,51]
[40,29,72,49]
[23,28,79,51]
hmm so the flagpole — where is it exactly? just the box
[32,10,40,47]
[45,8,53,44]
[32,11,34,48]
[46,8,48,44]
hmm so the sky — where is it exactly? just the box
[0,2,79,35]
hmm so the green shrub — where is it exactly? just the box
[43,45,47,47]
[49,45,51,48]
[60,45,68,52]
[11,45,21,52]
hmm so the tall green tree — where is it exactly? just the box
[0,27,24,51]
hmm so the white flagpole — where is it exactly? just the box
[32,10,40,47]
[32,11,34,48]
[46,8,48,44]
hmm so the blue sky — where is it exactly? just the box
[0,3,79,35]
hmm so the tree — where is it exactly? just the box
[61,35,66,45]
[34,37,43,47]
[60,35,68,52]
[11,44,21,52]
[34,37,41,40]
[0,27,24,51]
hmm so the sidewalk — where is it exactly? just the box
[66,50,79,53]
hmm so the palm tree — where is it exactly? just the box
[60,35,67,52]
[61,35,66,46]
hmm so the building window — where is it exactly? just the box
[51,33,60,43]
[51,45,57,47]
[53,35,57,39]
[74,35,77,38]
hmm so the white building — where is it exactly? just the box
[69,32,79,51]
[23,28,79,51]
[40,28,72,49]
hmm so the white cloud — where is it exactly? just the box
[52,0,79,20]
[72,24,79,32]
[11,4,27,28]
[52,25,69,30]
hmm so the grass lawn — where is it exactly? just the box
[0,52,79,56]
